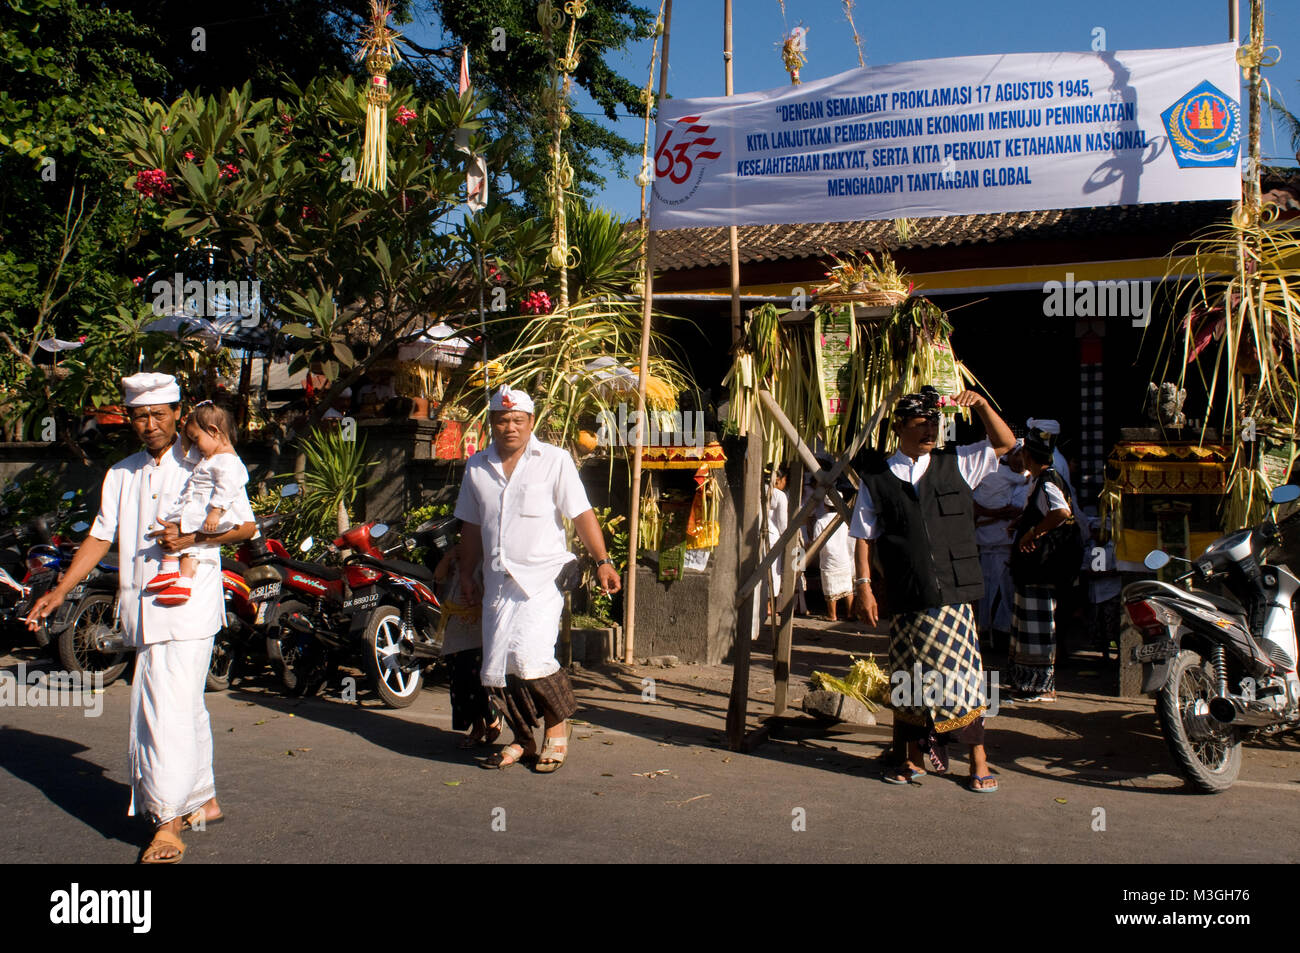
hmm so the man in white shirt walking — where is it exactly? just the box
[27,373,256,862]
[456,386,620,772]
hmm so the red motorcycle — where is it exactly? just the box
[324,518,449,708]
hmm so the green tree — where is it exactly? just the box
[0,0,171,442]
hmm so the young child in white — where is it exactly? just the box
[146,401,248,606]
[813,505,855,622]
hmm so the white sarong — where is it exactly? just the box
[127,636,216,823]
[480,573,564,687]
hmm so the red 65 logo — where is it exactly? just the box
[654,116,722,184]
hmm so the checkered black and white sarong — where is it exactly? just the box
[1010,584,1057,693]
[888,603,987,733]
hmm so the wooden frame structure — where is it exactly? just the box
[725,308,905,750]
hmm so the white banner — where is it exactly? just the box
[649,43,1242,230]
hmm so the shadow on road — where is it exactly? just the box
[0,725,140,846]
[224,672,483,769]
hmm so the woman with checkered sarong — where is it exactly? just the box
[851,386,1016,793]
[1008,424,1076,702]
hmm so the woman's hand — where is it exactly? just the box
[1018,532,1038,553]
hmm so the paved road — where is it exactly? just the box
[3,622,1300,864]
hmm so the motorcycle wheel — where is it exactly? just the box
[274,634,333,698]
[363,606,423,708]
[206,628,237,692]
[1157,649,1242,793]
[57,593,130,687]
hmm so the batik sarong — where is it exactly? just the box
[888,603,988,733]
[1010,584,1057,693]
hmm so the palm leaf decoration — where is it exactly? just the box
[1146,211,1300,529]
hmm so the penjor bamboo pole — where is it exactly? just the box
[725,0,742,345]
[624,0,672,663]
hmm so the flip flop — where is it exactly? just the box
[968,774,999,794]
[881,766,927,785]
[140,829,186,864]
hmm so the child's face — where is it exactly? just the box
[185,419,224,457]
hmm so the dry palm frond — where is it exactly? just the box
[810,655,889,712]
[447,296,696,461]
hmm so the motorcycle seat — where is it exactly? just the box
[278,556,344,581]
[359,555,436,584]
[1191,589,1248,617]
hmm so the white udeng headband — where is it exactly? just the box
[489,386,534,414]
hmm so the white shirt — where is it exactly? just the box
[454,434,593,599]
[972,463,1030,548]
[1030,473,1070,516]
[89,439,255,646]
[848,441,1000,541]
[767,487,789,543]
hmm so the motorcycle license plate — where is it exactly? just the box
[1133,639,1179,663]
[248,581,281,603]
[66,584,85,600]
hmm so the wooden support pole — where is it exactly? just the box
[726,424,764,749]
[724,0,742,344]
[623,0,672,664]
[757,389,855,527]
[772,455,803,716]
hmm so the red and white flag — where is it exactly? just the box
[456,46,488,213]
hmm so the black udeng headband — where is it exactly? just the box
[893,385,941,421]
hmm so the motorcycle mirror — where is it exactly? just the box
[281,482,300,498]
[372,523,389,538]
[1270,484,1300,506]
[299,537,314,552]
[71,521,89,533]
[1144,550,1172,571]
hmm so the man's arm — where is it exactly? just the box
[572,508,621,594]
[852,537,878,626]
[1018,508,1071,552]
[955,390,1015,457]
[458,521,484,606]
[25,535,113,628]
[155,520,255,551]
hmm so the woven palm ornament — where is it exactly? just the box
[355,1,403,192]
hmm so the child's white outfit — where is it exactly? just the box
[162,449,248,535]
[148,449,248,604]
[813,511,854,604]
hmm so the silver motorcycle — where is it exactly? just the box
[1123,483,1300,793]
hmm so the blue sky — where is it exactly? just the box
[412,0,1300,219]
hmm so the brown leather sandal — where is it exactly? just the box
[140,829,186,864]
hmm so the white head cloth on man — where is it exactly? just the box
[123,372,180,407]
[489,385,534,415]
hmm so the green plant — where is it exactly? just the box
[296,427,379,535]
[585,505,628,625]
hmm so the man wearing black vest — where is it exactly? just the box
[851,386,1015,792]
